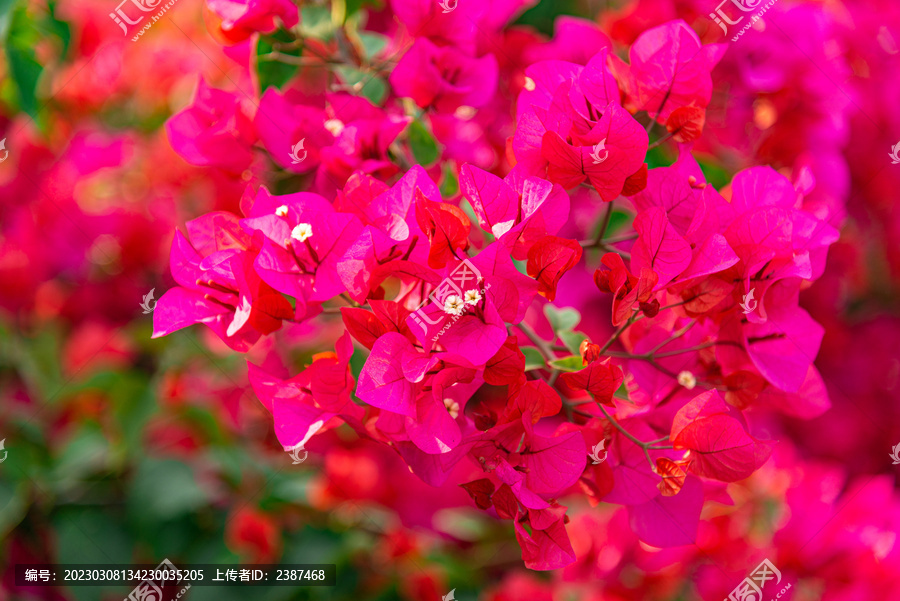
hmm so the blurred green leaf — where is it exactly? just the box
[335,66,386,105]
[52,427,111,490]
[357,31,387,59]
[43,0,71,58]
[128,458,209,521]
[605,208,633,237]
[521,346,545,371]
[4,2,43,117]
[548,355,583,372]
[407,119,439,166]
[440,162,459,198]
[300,5,336,40]
[257,30,300,92]
[559,330,587,355]
[54,507,133,562]
[0,479,29,538]
[544,305,580,333]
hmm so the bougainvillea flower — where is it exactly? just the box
[166,78,256,173]
[390,38,499,112]
[594,252,659,325]
[613,20,726,122]
[670,390,774,481]
[249,332,364,450]
[460,164,569,260]
[240,186,363,306]
[513,50,648,200]
[152,213,293,351]
[207,0,299,38]
[255,88,333,173]
[315,113,411,194]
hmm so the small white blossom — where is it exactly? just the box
[443,295,466,316]
[324,119,345,136]
[275,205,289,217]
[677,370,697,390]
[443,398,460,420]
[291,223,313,242]
[463,289,482,305]
[523,76,536,91]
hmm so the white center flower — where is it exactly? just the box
[463,289,482,305]
[677,370,697,390]
[443,295,466,316]
[443,398,460,420]
[275,205,289,217]
[523,76,536,91]
[291,223,313,242]
[324,119,345,136]
[454,105,476,120]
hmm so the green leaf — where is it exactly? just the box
[256,31,300,92]
[440,162,459,198]
[335,66,386,105]
[521,346,546,371]
[4,3,43,117]
[299,4,335,40]
[128,458,209,521]
[559,330,587,355]
[357,31,387,59]
[605,209,632,237]
[407,119,439,166]
[0,479,29,538]
[548,355,584,372]
[0,0,18,39]
[43,0,71,58]
[544,305,580,333]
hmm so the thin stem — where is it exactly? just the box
[515,322,556,361]
[648,131,674,150]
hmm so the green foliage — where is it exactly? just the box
[407,119,440,166]
[548,355,584,372]
[544,305,580,333]
[335,65,387,105]
[257,30,302,92]
[522,346,546,371]
[3,2,44,117]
